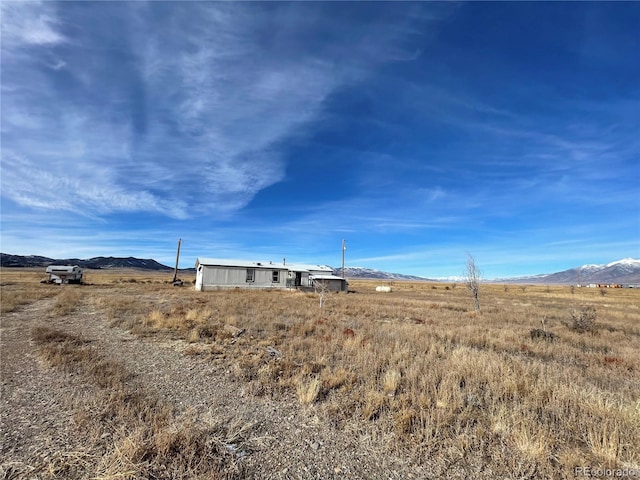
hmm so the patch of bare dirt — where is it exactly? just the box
[1,297,93,478]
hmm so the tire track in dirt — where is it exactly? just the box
[1,297,92,478]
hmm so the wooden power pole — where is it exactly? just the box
[172,238,182,285]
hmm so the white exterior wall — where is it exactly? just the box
[196,265,288,291]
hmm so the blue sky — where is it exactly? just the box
[1,2,639,279]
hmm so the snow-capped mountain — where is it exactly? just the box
[505,258,640,284]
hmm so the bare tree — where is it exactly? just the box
[314,279,331,308]
[465,254,481,312]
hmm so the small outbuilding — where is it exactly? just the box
[310,273,348,292]
[45,265,83,284]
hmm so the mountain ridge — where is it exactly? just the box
[2,253,639,284]
[499,258,640,285]
[331,266,434,281]
[0,253,172,271]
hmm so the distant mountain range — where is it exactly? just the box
[0,254,427,280]
[331,266,434,281]
[2,253,638,284]
[337,259,640,284]
[0,253,172,271]
[501,258,640,285]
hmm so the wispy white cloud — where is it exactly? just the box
[1,2,443,220]
[1,1,67,47]
[1,150,188,218]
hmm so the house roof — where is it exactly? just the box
[311,274,345,280]
[285,263,334,273]
[196,258,287,269]
[195,258,335,273]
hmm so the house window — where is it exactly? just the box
[246,268,255,283]
[272,270,280,283]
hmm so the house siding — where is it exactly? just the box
[314,278,346,292]
[197,265,287,291]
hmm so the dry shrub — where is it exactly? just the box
[362,390,386,420]
[185,307,212,324]
[511,417,550,462]
[296,376,321,405]
[529,328,556,341]
[321,367,355,393]
[382,369,401,396]
[394,407,415,435]
[32,326,85,345]
[570,305,598,333]
[187,328,200,343]
[145,308,165,327]
[587,420,622,465]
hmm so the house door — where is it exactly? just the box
[195,266,203,291]
[295,272,302,286]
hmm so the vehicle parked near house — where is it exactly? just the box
[44,265,83,284]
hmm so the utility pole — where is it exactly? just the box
[172,238,182,285]
[341,239,346,279]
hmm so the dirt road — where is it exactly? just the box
[1,292,425,479]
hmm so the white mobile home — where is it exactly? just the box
[45,265,83,284]
[194,258,347,292]
[195,258,288,291]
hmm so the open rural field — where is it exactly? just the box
[1,268,639,479]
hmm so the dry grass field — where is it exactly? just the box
[1,267,639,479]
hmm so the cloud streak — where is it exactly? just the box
[1,1,67,47]
[1,2,440,220]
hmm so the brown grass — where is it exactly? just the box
[11,269,640,477]
[296,376,321,405]
[52,287,83,316]
[1,269,59,313]
[31,326,251,479]
[111,280,640,476]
